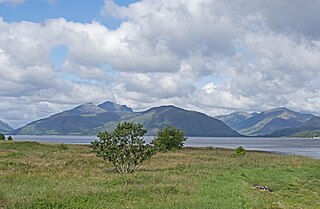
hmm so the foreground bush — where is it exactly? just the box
[0,133,5,141]
[152,125,187,152]
[91,122,155,173]
[235,146,246,156]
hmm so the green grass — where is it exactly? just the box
[0,141,319,208]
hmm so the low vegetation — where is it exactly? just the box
[91,123,187,173]
[0,134,13,141]
[234,146,246,156]
[152,125,187,152]
[291,130,320,138]
[1,141,320,208]
[91,122,156,173]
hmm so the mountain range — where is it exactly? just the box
[13,102,131,135]
[267,116,320,137]
[0,120,13,134]
[5,102,320,137]
[216,107,316,136]
[13,101,240,137]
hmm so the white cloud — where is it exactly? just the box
[1,0,320,127]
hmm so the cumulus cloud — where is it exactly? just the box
[1,0,320,127]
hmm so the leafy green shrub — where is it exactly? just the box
[7,136,13,141]
[91,122,156,173]
[152,125,187,152]
[0,133,5,141]
[235,146,246,156]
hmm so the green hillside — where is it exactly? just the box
[98,105,241,136]
[217,108,313,136]
[268,116,320,137]
[291,130,320,138]
[13,103,240,137]
[13,102,128,135]
[0,120,13,134]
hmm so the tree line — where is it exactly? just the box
[0,133,13,141]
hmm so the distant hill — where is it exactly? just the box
[0,119,13,133]
[97,105,241,137]
[216,111,258,130]
[305,116,320,127]
[13,103,240,137]
[217,107,313,136]
[13,102,131,135]
[67,102,107,115]
[291,130,320,138]
[268,116,320,137]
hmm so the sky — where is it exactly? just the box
[1,0,320,128]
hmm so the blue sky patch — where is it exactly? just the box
[0,0,139,28]
[50,44,68,69]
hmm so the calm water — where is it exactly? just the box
[10,135,320,159]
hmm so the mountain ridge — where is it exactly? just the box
[216,107,314,136]
[0,119,13,133]
[267,116,320,137]
[66,102,107,115]
[13,102,240,137]
[13,101,129,135]
[96,105,241,136]
[98,101,133,113]
[11,104,318,137]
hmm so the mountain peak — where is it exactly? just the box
[230,111,253,118]
[151,105,179,109]
[143,105,185,113]
[98,101,133,113]
[84,102,95,105]
[263,107,290,114]
[68,103,106,115]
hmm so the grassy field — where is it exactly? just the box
[0,141,319,209]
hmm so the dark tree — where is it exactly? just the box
[91,122,156,173]
[0,133,5,141]
[7,136,13,141]
[152,125,187,152]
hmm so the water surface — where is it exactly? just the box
[11,135,320,159]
